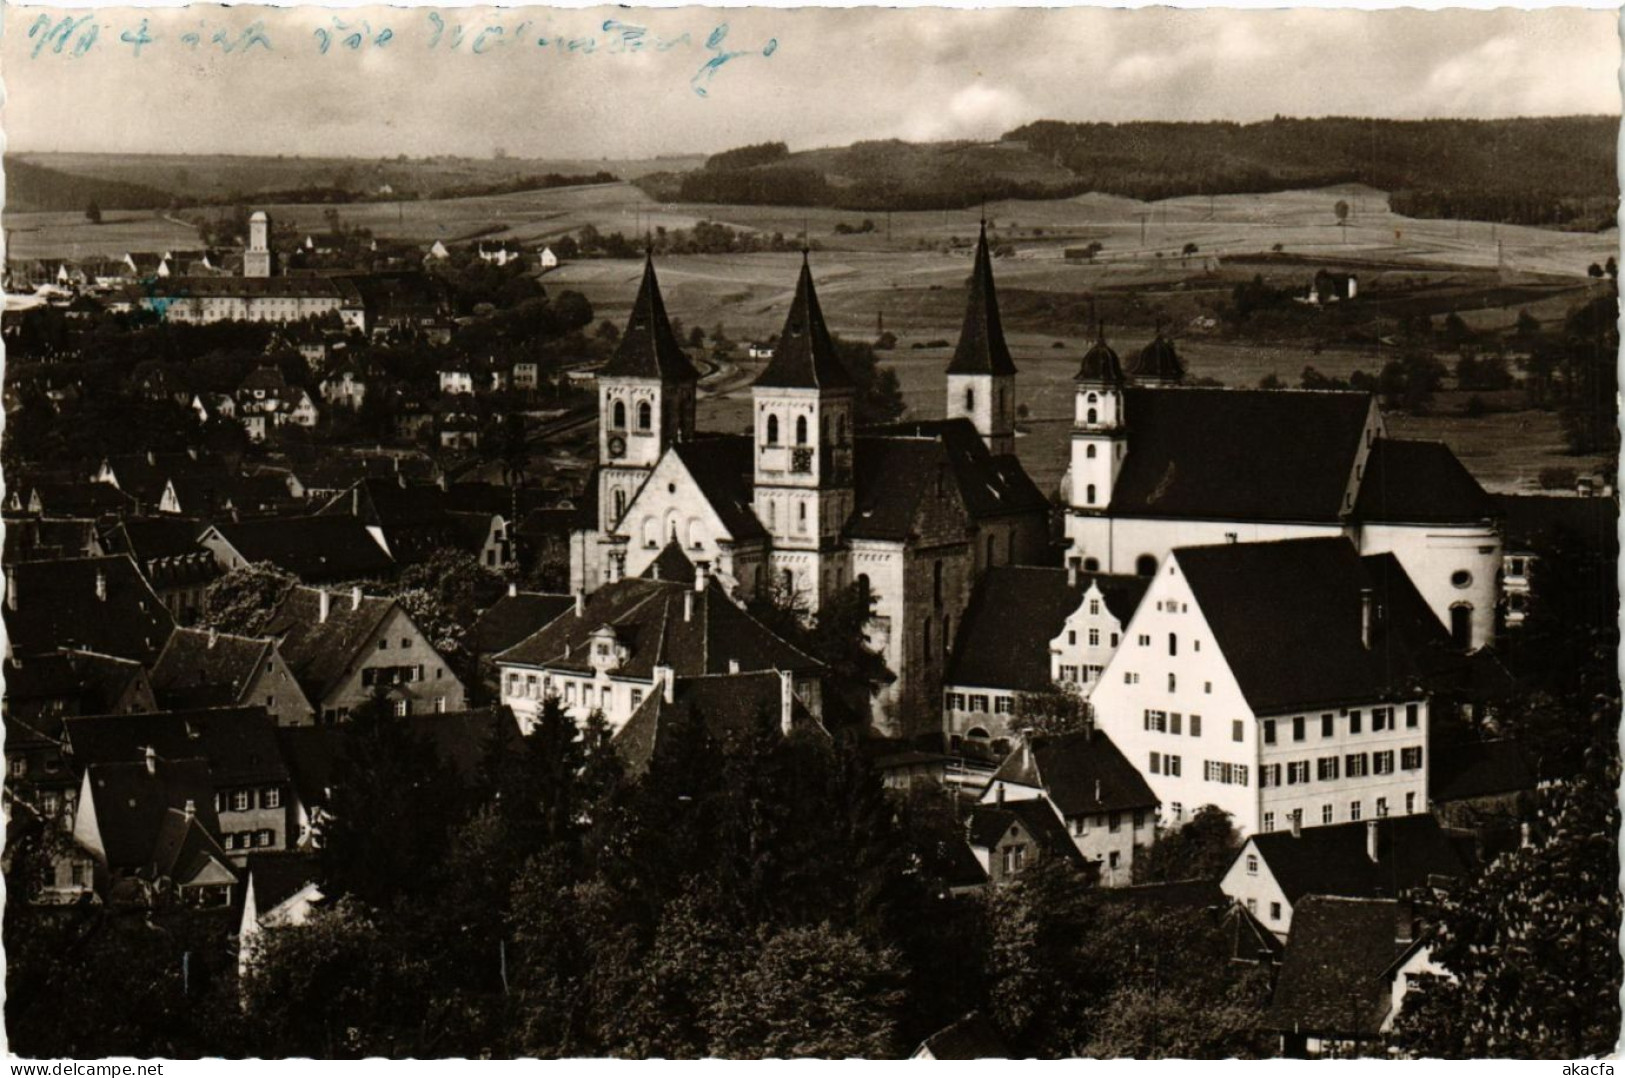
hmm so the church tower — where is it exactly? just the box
[752,254,855,607]
[244,211,272,279]
[945,222,1018,456]
[1068,327,1128,517]
[596,254,699,548]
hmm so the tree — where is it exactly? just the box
[1586,262,1603,279]
[1257,372,1284,390]
[707,924,905,1058]
[1010,681,1091,739]
[1392,768,1620,1057]
[1334,199,1350,224]
[85,201,102,225]
[198,561,297,635]
[317,694,464,907]
[1132,805,1239,884]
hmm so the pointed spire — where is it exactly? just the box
[755,255,855,390]
[947,220,1018,377]
[603,253,699,382]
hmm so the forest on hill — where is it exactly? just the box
[5,158,175,215]
[641,116,1617,229]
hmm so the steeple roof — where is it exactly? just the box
[1126,333,1185,383]
[755,255,856,391]
[947,223,1018,377]
[1074,327,1126,385]
[603,255,700,382]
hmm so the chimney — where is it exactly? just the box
[146,449,156,467]
[574,590,585,618]
[728,658,741,674]
[1067,560,1078,588]
[5,566,14,611]
[143,745,157,775]
[683,590,694,623]
[95,568,107,602]
[1290,812,1302,838]
[183,799,196,820]
[1366,819,1379,862]
[1022,738,1034,774]
[1360,586,1374,649]
[1519,821,1531,849]
[779,669,795,735]
[207,627,218,647]
[352,585,363,611]
[1094,779,1102,804]
[318,589,331,623]
[655,664,675,704]
[995,781,1006,805]
[1394,898,1414,943]
[694,561,709,593]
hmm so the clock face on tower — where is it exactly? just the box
[608,435,627,459]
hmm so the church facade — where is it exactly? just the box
[1061,335,1502,650]
[570,230,1051,740]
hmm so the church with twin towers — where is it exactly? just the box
[570,222,1501,740]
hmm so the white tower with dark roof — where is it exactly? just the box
[244,211,272,279]
[945,222,1019,456]
[751,254,856,608]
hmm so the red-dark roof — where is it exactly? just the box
[1265,896,1414,1036]
[3,555,175,664]
[1111,388,1373,521]
[988,729,1159,816]
[1354,440,1498,524]
[946,225,1017,378]
[754,256,856,390]
[601,255,699,382]
[1247,815,1473,905]
[1175,538,1456,714]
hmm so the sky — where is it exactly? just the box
[2,4,1618,159]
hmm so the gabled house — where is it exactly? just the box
[319,364,368,410]
[3,649,157,726]
[316,478,468,565]
[965,793,1093,887]
[3,516,105,564]
[73,755,238,907]
[64,707,295,858]
[912,1014,1011,1060]
[262,585,468,721]
[147,627,316,727]
[981,729,1160,886]
[236,851,324,979]
[472,585,574,658]
[1221,814,1473,938]
[199,516,395,584]
[3,556,175,664]
[496,564,823,735]
[944,565,1148,753]
[1264,896,1435,1058]
[611,669,827,776]
[97,517,220,625]
[1089,538,1456,837]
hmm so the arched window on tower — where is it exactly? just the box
[795,415,809,445]
[782,568,794,594]
[613,489,627,522]
[1087,408,1098,425]
[1086,444,1097,459]
[1450,604,1474,649]
[1087,484,1097,505]
[933,559,944,605]
[766,414,780,445]
[637,401,652,431]
[612,401,626,429]
[964,387,975,412]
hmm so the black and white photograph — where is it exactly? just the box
[0,1,1619,1060]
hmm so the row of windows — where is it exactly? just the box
[608,400,656,432]
[1125,672,1214,694]
[943,692,1014,715]
[759,412,847,446]
[362,664,442,687]
[1142,710,1248,742]
[507,673,647,714]
[1258,747,1423,787]
[1258,792,1418,832]
[1065,624,1114,648]
[1068,809,1150,836]
[222,829,277,851]
[376,636,416,651]
[1204,761,1250,786]
[1262,705,1419,744]
[221,787,282,813]
[1147,751,1183,777]
[1057,664,1105,685]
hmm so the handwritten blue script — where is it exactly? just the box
[24,11,778,96]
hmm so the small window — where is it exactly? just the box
[1086,444,1097,459]
[766,414,780,444]
[612,401,627,429]
[1451,570,1473,589]
[637,401,653,431]
[1269,902,1282,922]
[1232,719,1244,743]
[795,415,808,446]
[1246,854,1258,875]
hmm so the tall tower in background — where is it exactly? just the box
[244,211,272,279]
